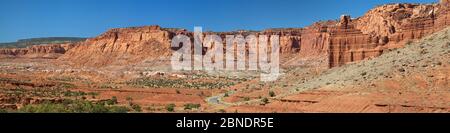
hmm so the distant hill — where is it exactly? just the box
[0,37,87,48]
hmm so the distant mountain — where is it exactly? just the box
[0,37,87,48]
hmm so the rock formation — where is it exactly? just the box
[328,2,450,67]
[0,43,74,58]
[59,26,176,66]
[4,1,447,69]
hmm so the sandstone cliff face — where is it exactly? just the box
[59,26,176,66]
[262,25,331,57]
[58,1,449,68]
[0,43,74,58]
[59,25,328,67]
[328,2,450,67]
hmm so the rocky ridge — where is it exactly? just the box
[0,43,75,58]
[2,1,449,69]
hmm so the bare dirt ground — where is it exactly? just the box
[0,58,234,112]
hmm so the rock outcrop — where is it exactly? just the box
[328,2,450,67]
[0,43,74,58]
[59,26,176,66]
[49,1,450,68]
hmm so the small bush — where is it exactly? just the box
[19,103,67,113]
[60,83,76,89]
[145,106,154,111]
[0,109,8,113]
[184,103,201,110]
[126,96,133,105]
[269,91,276,97]
[64,90,86,97]
[87,92,99,96]
[131,104,142,112]
[166,104,176,112]
[243,97,250,101]
[261,98,269,104]
[126,96,133,101]
[108,106,130,113]
[106,96,118,105]
[18,100,130,113]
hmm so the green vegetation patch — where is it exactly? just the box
[128,78,235,89]
[17,100,129,113]
[183,103,201,110]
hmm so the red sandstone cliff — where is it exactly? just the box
[0,43,75,58]
[328,1,450,67]
[55,1,450,68]
[59,26,176,66]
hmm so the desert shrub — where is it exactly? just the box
[145,106,154,111]
[87,92,99,96]
[108,106,130,113]
[48,76,82,82]
[62,99,73,105]
[166,104,176,112]
[269,91,276,97]
[64,90,86,97]
[128,78,235,89]
[243,97,250,101]
[99,83,119,89]
[126,96,133,101]
[59,83,76,89]
[18,100,129,113]
[126,96,133,106]
[261,98,269,104]
[111,96,118,103]
[405,40,414,45]
[131,104,142,112]
[0,109,8,113]
[184,103,201,110]
[106,96,118,105]
[70,100,109,113]
[19,103,68,113]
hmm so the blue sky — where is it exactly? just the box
[0,0,437,42]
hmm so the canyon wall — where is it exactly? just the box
[59,26,175,66]
[328,2,450,67]
[3,1,447,69]
[0,43,74,58]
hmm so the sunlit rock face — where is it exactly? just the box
[53,2,450,68]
